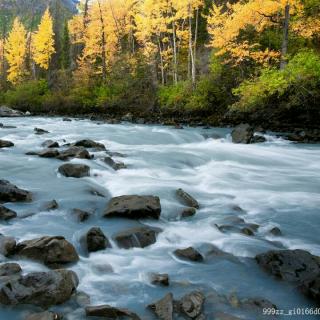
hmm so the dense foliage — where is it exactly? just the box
[0,0,319,127]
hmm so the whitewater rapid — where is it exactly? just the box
[0,117,319,319]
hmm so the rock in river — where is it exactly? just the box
[176,188,199,209]
[114,226,160,249]
[56,146,91,161]
[0,180,32,202]
[34,127,49,135]
[0,106,23,117]
[15,236,79,267]
[86,305,140,319]
[148,293,174,320]
[0,140,14,148]
[174,247,204,262]
[104,195,161,219]
[85,227,111,252]
[231,123,254,144]
[25,311,62,320]
[38,149,60,158]
[41,140,59,148]
[0,263,21,277]
[149,273,170,286]
[74,139,105,150]
[178,291,205,319]
[104,156,126,170]
[0,235,16,257]
[0,205,17,220]
[256,249,320,303]
[58,163,90,178]
[0,269,78,308]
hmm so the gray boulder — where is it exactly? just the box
[85,227,111,252]
[15,236,79,267]
[104,156,126,170]
[34,128,49,135]
[0,106,23,117]
[25,311,62,320]
[72,208,90,222]
[0,140,14,148]
[58,163,90,178]
[0,269,78,308]
[56,146,91,161]
[114,226,160,249]
[0,263,21,277]
[174,247,204,262]
[86,305,140,319]
[148,293,173,320]
[104,195,161,220]
[178,291,205,319]
[38,149,60,158]
[0,205,17,220]
[149,273,169,286]
[231,124,254,144]
[176,189,199,209]
[41,140,59,148]
[0,235,16,257]
[0,180,32,202]
[74,139,105,150]
[180,207,196,219]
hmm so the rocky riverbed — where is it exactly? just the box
[0,116,319,320]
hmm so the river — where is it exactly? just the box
[0,117,320,319]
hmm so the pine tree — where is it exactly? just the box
[61,21,71,69]
[32,8,55,70]
[4,18,28,84]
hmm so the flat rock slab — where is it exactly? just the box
[15,236,79,267]
[0,180,32,202]
[86,305,141,319]
[113,226,161,249]
[0,269,78,308]
[0,140,14,148]
[104,195,161,219]
[58,163,90,178]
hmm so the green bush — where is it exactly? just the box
[4,80,48,112]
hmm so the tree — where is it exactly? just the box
[32,8,55,70]
[61,21,71,69]
[5,17,28,84]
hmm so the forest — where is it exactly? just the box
[0,0,320,128]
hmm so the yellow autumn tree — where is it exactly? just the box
[32,8,55,70]
[4,18,28,84]
[207,0,302,65]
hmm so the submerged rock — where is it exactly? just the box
[25,311,62,320]
[0,205,17,220]
[180,207,196,218]
[63,117,72,122]
[256,249,320,303]
[74,139,106,150]
[251,135,266,143]
[148,293,174,320]
[0,140,14,148]
[72,208,91,222]
[85,227,111,252]
[104,195,161,220]
[34,128,49,135]
[58,163,90,178]
[231,123,254,144]
[0,235,16,257]
[103,156,127,170]
[38,149,60,158]
[176,188,199,209]
[174,247,204,262]
[269,227,282,236]
[178,291,205,319]
[56,146,91,161]
[86,305,140,319]
[0,180,32,202]
[0,269,78,308]
[114,226,160,249]
[41,140,59,148]
[41,200,59,211]
[149,273,170,286]
[15,236,79,267]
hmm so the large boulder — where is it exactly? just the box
[0,180,32,202]
[256,249,320,303]
[0,269,78,308]
[176,189,199,209]
[104,195,161,220]
[231,124,254,144]
[56,146,91,161]
[148,293,174,320]
[0,205,17,220]
[0,140,14,148]
[74,139,105,150]
[174,247,204,262]
[85,227,111,252]
[15,236,79,267]
[58,163,90,178]
[85,305,140,319]
[114,226,160,249]
[0,106,23,117]
[0,235,16,257]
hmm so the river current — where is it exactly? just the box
[0,117,319,319]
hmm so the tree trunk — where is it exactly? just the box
[188,4,195,87]
[97,0,107,82]
[280,3,290,70]
[158,37,165,85]
[193,8,199,76]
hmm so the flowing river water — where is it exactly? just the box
[0,117,320,319]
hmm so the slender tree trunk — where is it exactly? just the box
[83,0,89,28]
[188,4,195,87]
[280,3,290,70]
[193,8,199,76]
[157,37,165,85]
[172,20,178,85]
[97,0,107,82]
